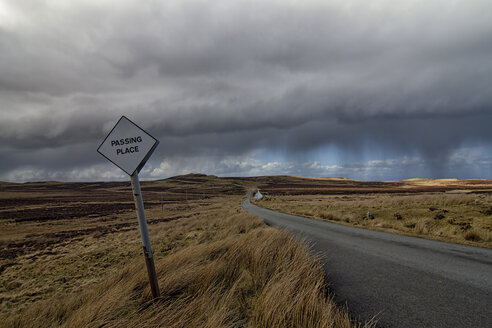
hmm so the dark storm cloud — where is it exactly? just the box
[1,0,492,181]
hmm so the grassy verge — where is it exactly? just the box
[255,193,492,248]
[1,192,370,327]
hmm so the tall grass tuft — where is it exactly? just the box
[5,211,369,328]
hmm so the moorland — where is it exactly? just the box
[253,176,492,248]
[2,174,490,327]
[0,174,368,327]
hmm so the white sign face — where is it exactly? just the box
[97,116,159,176]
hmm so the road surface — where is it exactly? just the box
[242,196,492,328]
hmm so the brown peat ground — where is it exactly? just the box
[3,174,489,327]
[253,176,492,248]
[0,175,371,328]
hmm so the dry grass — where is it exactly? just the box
[0,178,369,328]
[256,192,492,248]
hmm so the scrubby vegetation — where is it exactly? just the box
[256,192,492,248]
[1,178,369,327]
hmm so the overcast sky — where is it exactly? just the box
[1,0,492,182]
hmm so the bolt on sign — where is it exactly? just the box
[97,116,161,300]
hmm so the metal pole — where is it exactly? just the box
[130,173,160,300]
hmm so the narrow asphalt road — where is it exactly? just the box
[242,196,492,328]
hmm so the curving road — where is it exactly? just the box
[242,196,492,328]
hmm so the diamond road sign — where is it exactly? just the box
[97,116,159,175]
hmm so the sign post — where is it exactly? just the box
[97,116,160,300]
[130,173,160,299]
